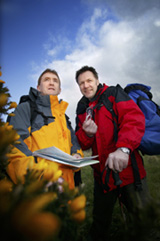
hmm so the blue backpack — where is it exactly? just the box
[124,83,160,155]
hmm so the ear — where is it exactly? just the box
[96,79,99,86]
[37,85,40,91]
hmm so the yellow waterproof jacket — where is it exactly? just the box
[7,88,83,189]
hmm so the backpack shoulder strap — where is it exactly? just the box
[19,95,38,126]
[65,114,73,130]
[96,86,118,142]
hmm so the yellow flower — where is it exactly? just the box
[0,125,18,145]
[26,192,58,213]
[15,212,61,241]
[43,162,62,182]
[43,168,53,180]
[49,162,59,173]
[4,122,13,131]
[0,179,13,193]
[71,209,86,223]
[14,133,20,141]
[8,101,17,109]
[0,79,5,84]
[69,194,86,213]
[8,113,15,117]
[12,209,61,241]
[12,192,58,223]
[52,169,62,182]
[28,159,48,180]
[9,149,18,154]
[0,93,8,106]
[27,158,35,170]
[35,159,48,171]
[25,179,45,194]
[0,179,13,213]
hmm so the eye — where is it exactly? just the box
[53,78,59,84]
[44,78,50,81]
[79,81,84,87]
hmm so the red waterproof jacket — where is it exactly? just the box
[75,84,146,192]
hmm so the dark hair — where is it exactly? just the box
[75,66,99,83]
[37,68,61,86]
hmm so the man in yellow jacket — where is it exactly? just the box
[7,68,83,189]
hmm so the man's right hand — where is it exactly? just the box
[82,119,98,137]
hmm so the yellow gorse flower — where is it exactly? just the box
[8,101,17,109]
[0,123,19,146]
[43,162,62,182]
[25,179,45,194]
[27,159,48,181]
[35,159,48,171]
[52,169,62,181]
[3,122,13,130]
[0,179,13,213]
[25,192,58,213]
[0,179,13,193]
[12,192,58,222]
[0,80,5,84]
[11,193,60,241]
[14,133,20,141]
[69,194,86,223]
[0,93,8,107]
[71,209,86,223]
[69,194,86,212]
[16,212,61,241]
[8,113,15,117]
[27,158,35,170]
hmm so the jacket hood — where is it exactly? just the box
[28,87,53,107]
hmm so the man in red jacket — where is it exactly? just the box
[75,66,150,241]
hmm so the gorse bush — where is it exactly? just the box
[0,69,86,241]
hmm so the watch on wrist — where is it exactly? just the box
[119,147,130,155]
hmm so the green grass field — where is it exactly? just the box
[78,152,160,241]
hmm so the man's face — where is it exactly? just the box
[77,71,99,100]
[37,72,61,96]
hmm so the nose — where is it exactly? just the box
[84,81,89,88]
[49,79,54,85]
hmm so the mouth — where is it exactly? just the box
[84,89,92,95]
[48,88,55,91]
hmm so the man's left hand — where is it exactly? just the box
[105,149,129,173]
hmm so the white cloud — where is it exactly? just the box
[154,20,160,27]
[31,2,160,128]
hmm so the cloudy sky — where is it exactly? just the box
[1,0,160,127]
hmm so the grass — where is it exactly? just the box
[77,152,160,241]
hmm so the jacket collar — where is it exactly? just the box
[77,83,108,115]
[28,87,68,113]
[90,83,108,103]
